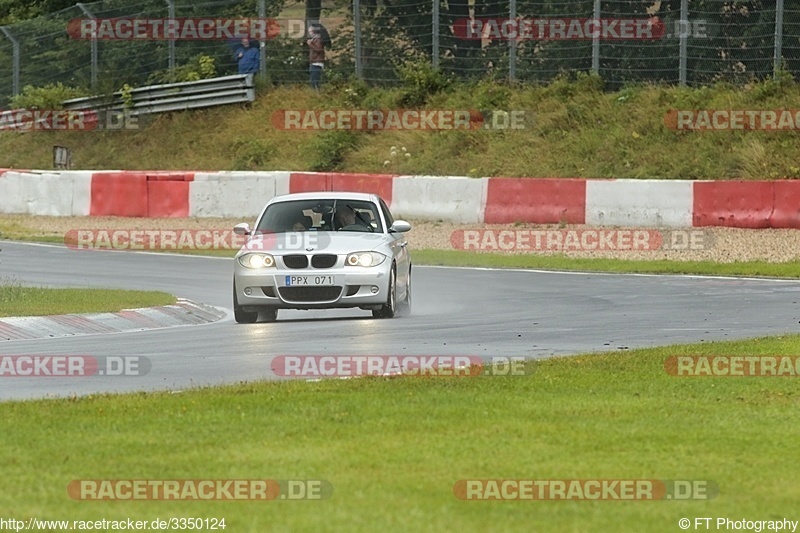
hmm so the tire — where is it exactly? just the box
[372,266,397,319]
[261,307,278,323]
[397,265,412,317]
[233,283,259,324]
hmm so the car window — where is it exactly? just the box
[332,200,383,232]
[256,199,383,233]
[257,200,336,233]
[379,198,394,230]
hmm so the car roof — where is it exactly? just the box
[269,192,379,203]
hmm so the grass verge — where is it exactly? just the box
[4,77,800,178]
[413,249,800,278]
[0,282,176,317]
[0,336,798,531]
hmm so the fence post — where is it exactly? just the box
[678,0,688,86]
[508,0,516,80]
[165,0,175,73]
[432,0,440,68]
[76,3,98,91]
[258,0,267,81]
[591,0,599,74]
[354,0,362,79]
[774,0,784,77]
[0,27,19,97]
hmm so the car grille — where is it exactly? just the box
[282,255,309,269]
[279,286,342,303]
[311,254,337,268]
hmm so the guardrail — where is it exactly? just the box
[62,74,255,115]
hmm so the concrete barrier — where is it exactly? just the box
[586,179,693,227]
[392,176,487,223]
[2,169,799,228]
[189,171,291,218]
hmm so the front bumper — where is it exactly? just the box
[234,261,391,310]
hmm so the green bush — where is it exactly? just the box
[230,139,277,170]
[9,83,89,110]
[396,60,451,107]
[309,130,362,171]
[148,55,217,85]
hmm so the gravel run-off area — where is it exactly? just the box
[1,215,799,263]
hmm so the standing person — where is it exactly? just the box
[234,38,260,74]
[307,25,325,90]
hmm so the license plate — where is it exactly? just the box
[285,275,336,286]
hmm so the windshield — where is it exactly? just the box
[255,199,383,233]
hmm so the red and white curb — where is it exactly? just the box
[0,299,226,342]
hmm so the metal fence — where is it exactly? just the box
[1,0,799,107]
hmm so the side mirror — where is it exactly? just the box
[233,223,252,236]
[390,220,412,233]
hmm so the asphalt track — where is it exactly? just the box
[1,240,799,401]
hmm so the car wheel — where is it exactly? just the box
[397,265,412,317]
[233,283,259,324]
[372,265,397,319]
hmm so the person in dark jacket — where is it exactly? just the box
[307,26,325,90]
[234,38,260,74]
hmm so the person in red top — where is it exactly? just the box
[307,25,325,90]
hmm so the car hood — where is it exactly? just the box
[241,231,391,255]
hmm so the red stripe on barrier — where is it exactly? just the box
[147,180,190,217]
[331,173,393,203]
[693,181,773,228]
[770,181,800,228]
[146,172,195,182]
[485,178,586,224]
[145,172,192,217]
[90,172,148,217]
[290,172,329,193]
[89,172,193,217]
[290,172,394,203]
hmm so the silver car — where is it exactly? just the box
[232,192,412,323]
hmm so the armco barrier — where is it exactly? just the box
[392,176,487,224]
[485,178,586,224]
[692,181,774,228]
[586,179,693,227]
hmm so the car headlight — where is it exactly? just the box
[346,252,386,267]
[238,253,276,269]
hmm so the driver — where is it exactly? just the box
[335,208,368,231]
